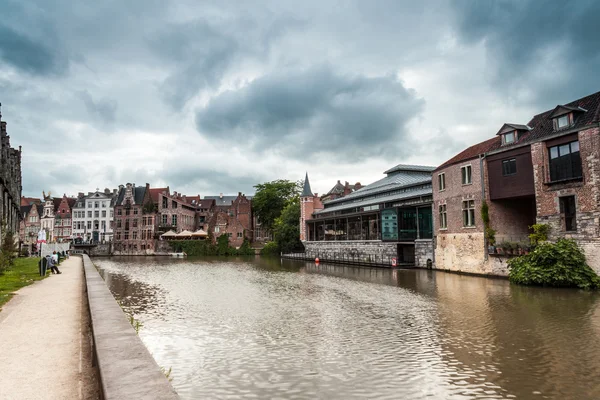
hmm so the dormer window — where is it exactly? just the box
[503,131,517,145]
[557,114,569,129]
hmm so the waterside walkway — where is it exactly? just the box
[0,257,99,399]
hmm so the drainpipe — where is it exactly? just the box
[480,154,488,261]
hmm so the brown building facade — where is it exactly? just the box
[434,90,600,275]
[0,109,22,245]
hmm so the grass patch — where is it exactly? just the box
[0,257,46,310]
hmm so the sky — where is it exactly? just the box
[2,0,599,198]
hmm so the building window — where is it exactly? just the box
[88,211,92,218]
[549,141,582,182]
[560,196,577,231]
[110,210,114,218]
[117,220,122,228]
[94,211,99,218]
[117,209,122,216]
[87,221,92,229]
[102,202,106,208]
[237,232,243,238]
[438,173,445,191]
[102,210,106,218]
[116,232,121,240]
[101,221,106,230]
[461,165,472,185]
[133,219,138,228]
[124,232,129,240]
[462,200,475,227]
[227,233,232,238]
[132,231,138,240]
[215,226,220,233]
[162,214,168,225]
[172,200,177,209]
[133,208,138,215]
[502,158,517,176]
[556,114,570,129]
[439,204,447,229]
[95,201,99,208]
[503,131,516,145]
[125,209,130,216]
[172,215,177,226]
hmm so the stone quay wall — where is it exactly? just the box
[82,254,179,399]
[303,240,433,268]
[434,232,509,277]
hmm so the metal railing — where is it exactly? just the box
[281,252,414,268]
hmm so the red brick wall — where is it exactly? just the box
[433,158,484,234]
[532,127,600,236]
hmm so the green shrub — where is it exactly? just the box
[508,239,600,289]
[237,237,255,256]
[260,241,280,256]
[529,223,550,246]
[0,228,18,275]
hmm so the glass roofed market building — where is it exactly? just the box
[300,165,435,266]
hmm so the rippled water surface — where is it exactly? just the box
[94,256,600,399]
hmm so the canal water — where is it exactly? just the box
[94,257,600,400]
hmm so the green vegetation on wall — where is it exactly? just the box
[168,234,255,256]
[508,239,600,289]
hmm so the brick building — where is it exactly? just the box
[0,107,22,246]
[434,90,600,275]
[155,189,197,235]
[54,194,77,242]
[20,198,43,254]
[320,180,363,202]
[112,183,154,255]
[205,193,253,247]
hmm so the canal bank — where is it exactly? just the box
[0,257,99,399]
[82,254,178,399]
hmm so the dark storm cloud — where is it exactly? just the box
[195,66,424,160]
[451,0,600,105]
[0,23,67,76]
[161,165,262,196]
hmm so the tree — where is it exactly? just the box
[273,198,304,254]
[252,180,300,232]
[0,220,18,275]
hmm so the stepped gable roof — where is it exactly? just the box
[435,137,500,171]
[149,187,169,203]
[115,185,148,205]
[301,172,314,197]
[205,195,238,207]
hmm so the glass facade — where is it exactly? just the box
[307,206,433,242]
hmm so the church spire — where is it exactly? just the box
[301,172,314,197]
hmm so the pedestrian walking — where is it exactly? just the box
[47,254,61,274]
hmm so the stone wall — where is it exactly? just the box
[434,232,509,276]
[89,243,112,256]
[304,241,398,266]
[414,239,433,268]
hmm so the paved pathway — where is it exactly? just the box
[0,257,98,400]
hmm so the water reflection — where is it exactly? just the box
[93,257,600,400]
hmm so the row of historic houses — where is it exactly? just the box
[19,183,261,255]
[300,90,600,275]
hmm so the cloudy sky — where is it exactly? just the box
[2,0,599,198]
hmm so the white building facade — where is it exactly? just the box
[72,189,117,243]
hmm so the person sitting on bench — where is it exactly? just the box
[47,254,61,274]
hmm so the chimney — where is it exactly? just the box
[78,192,84,198]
